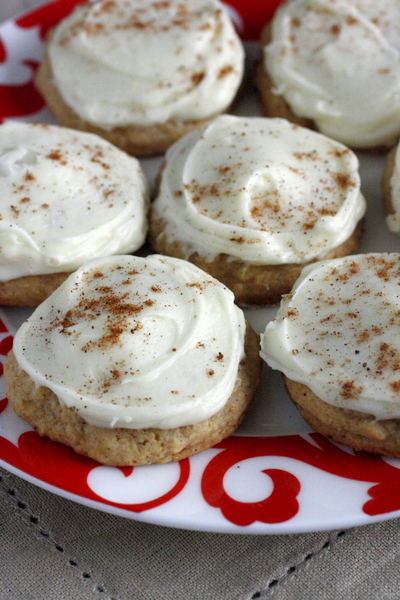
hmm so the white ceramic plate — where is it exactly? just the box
[1,0,400,534]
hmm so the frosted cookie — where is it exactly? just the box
[0,121,149,307]
[261,253,400,457]
[149,115,366,305]
[4,254,261,466]
[35,0,245,157]
[255,0,400,151]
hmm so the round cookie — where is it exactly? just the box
[284,377,400,458]
[149,115,366,305]
[254,23,313,131]
[255,0,400,151]
[5,254,261,466]
[0,121,149,307]
[261,253,400,458]
[0,272,70,308]
[35,0,245,157]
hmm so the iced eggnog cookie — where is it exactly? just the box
[255,0,400,151]
[4,254,261,466]
[149,115,366,305]
[0,121,149,306]
[35,0,245,157]
[261,253,400,457]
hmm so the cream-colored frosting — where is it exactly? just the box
[151,115,366,265]
[261,253,400,420]
[387,143,400,233]
[264,0,400,148]
[0,122,149,281]
[12,254,246,429]
[48,0,244,129]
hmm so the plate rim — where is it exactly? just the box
[1,0,400,535]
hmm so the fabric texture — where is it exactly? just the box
[1,467,400,600]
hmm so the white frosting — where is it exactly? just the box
[151,115,366,265]
[0,122,149,281]
[261,253,400,420]
[265,0,400,148]
[387,143,400,233]
[48,0,244,129]
[12,254,246,429]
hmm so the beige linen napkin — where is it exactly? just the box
[1,466,399,600]
[0,1,40,22]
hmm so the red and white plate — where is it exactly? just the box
[1,0,400,534]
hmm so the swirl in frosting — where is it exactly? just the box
[12,254,246,429]
[47,0,245,129]
[151,115,366,265]
[261,253,400,420]
[0,122,149,281]
[264,0,400,148]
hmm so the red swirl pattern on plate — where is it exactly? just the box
[0,0,88,122]
[0,429,191,512]
[0,67,44,122]
[2,393,400,524]
[0,395,7,413]
[16,0,88,39]
[228,0,283,39]
[201,435,400,525]
[0,335,13,356]
[0,38,6,62]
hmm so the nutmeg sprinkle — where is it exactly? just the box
[152,115,365,265]
[0,121,149,281]
[12,254,246,429]
[51,0,244,129]
[261,254,400,420]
